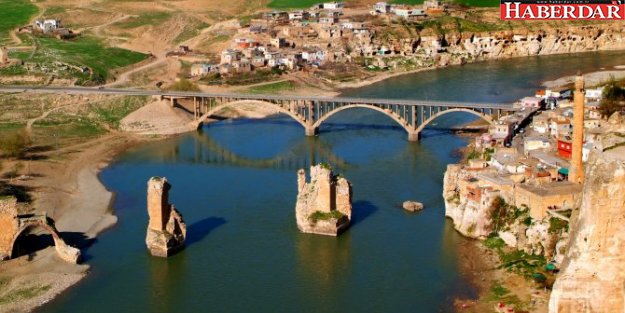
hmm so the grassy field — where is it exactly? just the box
[0,0,38,44]
[12,36,148,81]
[245,80,295,94]
[268,0,327,9]
[454,0,499,7]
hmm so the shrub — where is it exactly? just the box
[168,79,201,92]
[599,76,625,118]
[0,130,30,158]
[308,210,344,223]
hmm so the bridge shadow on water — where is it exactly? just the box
[351,201,378,227]
[186,217,227,247]
[318,122,403,134]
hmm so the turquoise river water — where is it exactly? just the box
[38,51,625,313]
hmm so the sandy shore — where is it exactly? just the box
[543,66,625,88]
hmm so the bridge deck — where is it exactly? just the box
[0,86,516,110]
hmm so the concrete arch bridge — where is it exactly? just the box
[180,95,514,141]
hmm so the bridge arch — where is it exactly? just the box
[196,100,308,129]
[7,216,80,263]
[312,104,411,134]
[414,108,494,135]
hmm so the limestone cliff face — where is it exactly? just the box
[145,177,187,257]
[443,164,493,239]
[295,165,352,236]
[378,24,625,69]
[443,164,569,263]
[549,146,625,313]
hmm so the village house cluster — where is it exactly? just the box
[190,1,447,78]
[459,81,608,223]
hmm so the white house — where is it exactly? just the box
[322,2,344,10]
[373,2,391,13]
[35,19,60,33]
[524,137,552,155]
[585,87,604,101]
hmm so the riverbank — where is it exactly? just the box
[0,134,149,313]
[0,97,287,312]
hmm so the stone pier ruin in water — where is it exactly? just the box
[146,177,187,257]
[295,164,352,236]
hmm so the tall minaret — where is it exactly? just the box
[569,74,585,184]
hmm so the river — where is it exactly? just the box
[37,51,625,313]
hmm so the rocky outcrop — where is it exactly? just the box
[443,164,495,239]
[295,164,352,236]
[549,143,625,313]
[146,177,187,257]
[443,164,570,263]
[402,201,424,212]
[366,24,625,72]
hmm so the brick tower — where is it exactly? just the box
[569,75,585,184]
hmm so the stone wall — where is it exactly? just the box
[146,177,187,257]
[295,165,352,236]
[549,146,625,313]
[0,197,19,260]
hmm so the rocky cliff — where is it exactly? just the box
[443,164,569,264]
[295,164,352,236]
[369,24,625,70]
[549,137,625,313]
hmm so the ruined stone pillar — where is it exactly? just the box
[147,177,171,232]
[146,177,187,257]
[294,164,352,236]
[569,75,585,184]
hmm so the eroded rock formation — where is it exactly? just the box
[295,164,352,236]
[549,142,625,313]
[146,177,187,257]
[0,196,80,263]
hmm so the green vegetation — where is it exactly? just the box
[0,130,30,158]
[548,217,569,234]
[91,97,148,129]
[201,68,284,86]
[0,0,38,44]
[12,36,147,82]
[115,12,172,29]
[490,197,530,233]
[33,114,105,144]
[268,0,323,9]
[246,81,295,94]
[309,210,345,223]
[484,234,549,283]
[485,282,526,311]
[0,284,51,305]
[0,65,27,76]
[454,0,499,7]
[168,79,201,92]
[599,76,625,118]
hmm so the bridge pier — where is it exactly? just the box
[305,126,318,137]
[407,132,420,142]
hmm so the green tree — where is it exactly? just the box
[599,76,625,118]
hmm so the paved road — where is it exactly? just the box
[0,85,516,110]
